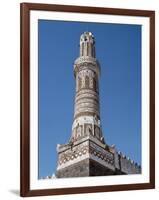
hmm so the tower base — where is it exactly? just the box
[56,158,122,178]
[56,136,140,178]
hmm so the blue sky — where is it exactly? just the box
[38,19,141,178]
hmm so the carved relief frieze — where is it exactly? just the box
[74,56,97,65]
[74,63,100,78]
[58,142,89,166]
[76,70,99,91]
[89,143,114,166]
[78,69,95,78]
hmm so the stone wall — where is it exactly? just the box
[56,159,90,178]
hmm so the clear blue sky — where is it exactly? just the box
[38,19,141,178]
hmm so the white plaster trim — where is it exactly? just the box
[72,115,100,129]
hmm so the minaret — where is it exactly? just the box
[56,32,141,178]
[71,31,105,145]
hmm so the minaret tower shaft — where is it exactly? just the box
[71,32,105,144]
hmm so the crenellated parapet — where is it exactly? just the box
[115,151,141,174]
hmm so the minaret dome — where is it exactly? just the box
[79,32,96,57]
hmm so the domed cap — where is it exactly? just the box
[80,32,95,44]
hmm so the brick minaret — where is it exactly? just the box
[56,32,141,178]
[71,32,105,145]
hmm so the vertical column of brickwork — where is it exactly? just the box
[71,32,104,144]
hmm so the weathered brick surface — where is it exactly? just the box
[89,159,115,176]
[56,159,90,178]
[56,158,126,178]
